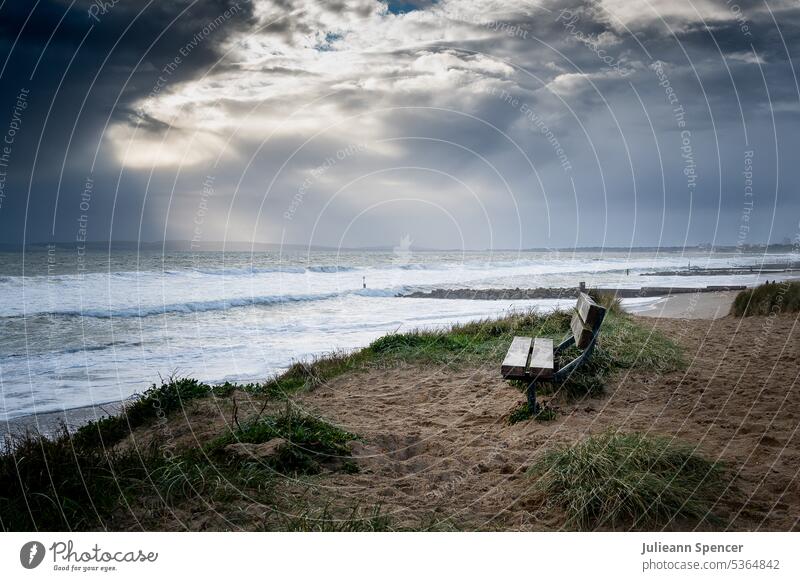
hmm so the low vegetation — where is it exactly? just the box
[72,377,219,448]
[1,305,686,531]
[731,281,800,317]
[508,402,557,424]
[278,504,392,532]
[1,429,158,530]
[530,431,725,530]
[210,406,359,475]
[1,407,359,530]
[507,307,684,400]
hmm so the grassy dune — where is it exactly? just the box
[1,306,708,531]
[731,281,800,317]
[531,431,724,530]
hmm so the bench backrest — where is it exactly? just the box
[571,293,606,349]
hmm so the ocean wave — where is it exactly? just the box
[352,287,401,298]
[59,293,340,318]
[190,265,356,275]
[374,262,444,271]
[0,264,353,282]
[194,266,307,275]
[22,286,407,319]
[2,252,789,284]
[307,265,357,273]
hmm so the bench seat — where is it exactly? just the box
[500,292,607,414]
[501,337,553,380]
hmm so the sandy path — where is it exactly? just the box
[294,313,800,530]
[627,291,738,320]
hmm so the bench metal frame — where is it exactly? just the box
[551,307,606,381]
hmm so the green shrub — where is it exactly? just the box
[530,431,725,530]
[508,402,557,424]
[212,407,358,475]
[0,429,167,530]
[731,281,800,317]
[72,377,214,448]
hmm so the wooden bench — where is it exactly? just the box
[500,292,607,413]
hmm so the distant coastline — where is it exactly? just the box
[1,241,797,253]
[402,285,748,300]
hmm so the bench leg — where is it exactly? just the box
[526,381,541,415]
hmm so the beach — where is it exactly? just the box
[628,290,739,319]
[17,288,792,531]
[2,248,796,423]
[0,288,742,439]
[3,253,799,531]
[288,309,799,530]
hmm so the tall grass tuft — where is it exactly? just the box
[279,504,392,531]
[731,281,800,317]
[72,377,226,448]
[211,406,358,475]
[0,428,168,530]
[588,290,624,315]
[259,350,368,396]
[530,431,725,530]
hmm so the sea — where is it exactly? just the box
[0,248,796,421]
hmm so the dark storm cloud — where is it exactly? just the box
[1,0,798,249]
[0,0,255,244]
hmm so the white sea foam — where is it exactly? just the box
[0,250,796,419]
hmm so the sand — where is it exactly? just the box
[287,310,800,531]
[630,290,738,320]
[6,292,799,531]
[0,290,741,437]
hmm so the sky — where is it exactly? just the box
[0,0,798,250]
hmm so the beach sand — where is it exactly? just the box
[6,291,799,531]
[630,290,738,320]
[287,310,799,530]
[100,293,799,531]
[0,290,738,438]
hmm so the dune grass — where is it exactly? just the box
[731,281,800,316]
[277,504,393,532]
[210,406,359,475]
[1,306,685,531]
[1,430,152,530]
[72,377,238,448]
[530,431,725,530]
[588,290,624,315]
[369,305,683,390]
[499,308,684,402]
[0,409,355,530]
